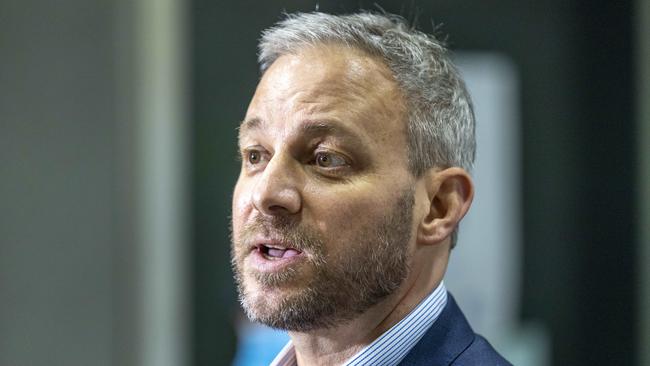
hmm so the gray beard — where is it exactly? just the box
[231,188,415,332]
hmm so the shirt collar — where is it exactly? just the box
[270,282,448,366]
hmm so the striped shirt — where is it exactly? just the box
[269,282,448,366]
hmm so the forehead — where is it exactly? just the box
[242,44,407,144]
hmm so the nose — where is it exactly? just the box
[252,153,302,216]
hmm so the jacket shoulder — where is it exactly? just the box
[398,293,511,366]
[450,334,512,366]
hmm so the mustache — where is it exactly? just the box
[239,215,323,253]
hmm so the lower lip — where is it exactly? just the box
[247,248,306,272]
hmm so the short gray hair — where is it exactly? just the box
[258,11,476,176]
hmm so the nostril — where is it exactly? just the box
[267,204,292,214]
[255,192,302,216]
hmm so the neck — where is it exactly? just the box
[289,250,447,366]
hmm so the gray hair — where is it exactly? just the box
[258,11,476,176]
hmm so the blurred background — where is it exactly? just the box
[1,0,649,365]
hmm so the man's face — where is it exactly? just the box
[231,44,418,331]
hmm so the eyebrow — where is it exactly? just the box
[239,117,262,131]
[238,118,364,143]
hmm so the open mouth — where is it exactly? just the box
[256,243,302,260]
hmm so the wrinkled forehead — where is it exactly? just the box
[260,44,396,94]
[244,44,408,139]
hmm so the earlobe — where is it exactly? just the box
[417,167,474,245]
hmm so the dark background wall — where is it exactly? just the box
[191,1,637,365]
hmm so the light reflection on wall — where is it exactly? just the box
[447,53,549,366]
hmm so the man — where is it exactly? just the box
[231,11,511,365]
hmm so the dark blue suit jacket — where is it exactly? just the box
[399,294,512,365]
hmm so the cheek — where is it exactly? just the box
[232,179,252,232]
[309,189,388,240]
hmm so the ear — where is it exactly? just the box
[417,167,474,246]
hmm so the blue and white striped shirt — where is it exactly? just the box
[270,282,448,366]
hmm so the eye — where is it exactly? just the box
[248,150,261,164]
[314,151,348,168]
[242,147,269,169]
